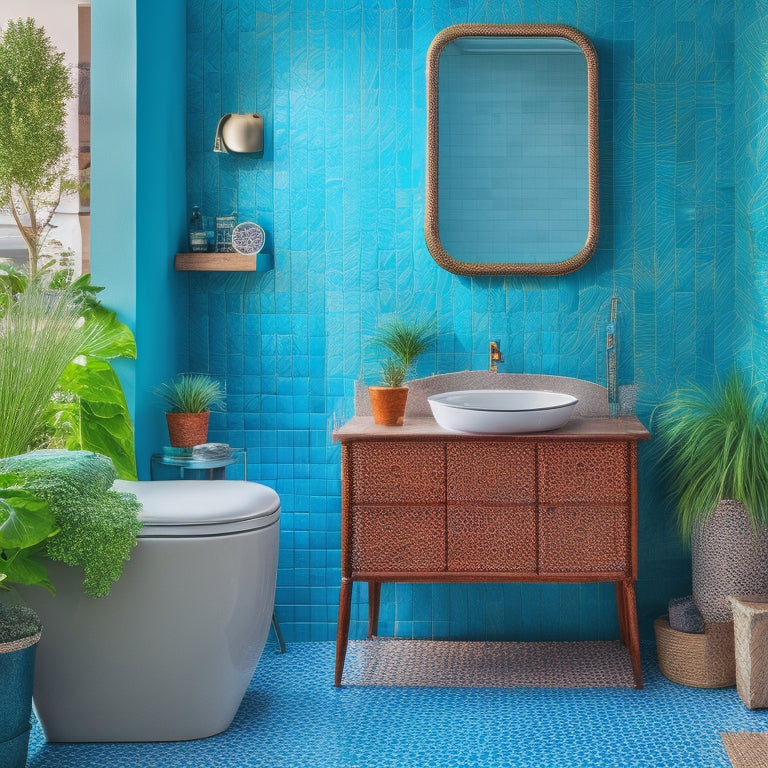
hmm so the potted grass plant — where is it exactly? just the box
[156,374,225,447]
[368,318,435,426]
[654,368,768,623]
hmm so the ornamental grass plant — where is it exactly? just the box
[156,374,225,413]
[654,368,768,543]
[0,286,90,458]
[371,318,435,387]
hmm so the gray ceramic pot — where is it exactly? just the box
[692,500,768,622]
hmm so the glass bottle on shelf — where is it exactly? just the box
[189,205,207,252]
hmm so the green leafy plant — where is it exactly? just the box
[0,18,78,277]
[0,475,59,593]
[654,368,768,543]
[0,451,142,598]
[371,318,435,387]
[0,274,138,479]
[156,374,225,414]
[46,274,138,479]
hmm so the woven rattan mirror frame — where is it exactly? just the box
[425,24,599,277]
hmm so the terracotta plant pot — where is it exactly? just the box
[165,412,210,447]
[692,499,768,622]
[368,386,408,426]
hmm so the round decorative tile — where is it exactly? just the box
[231,221,265,255]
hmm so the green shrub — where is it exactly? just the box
[0,450,142,597]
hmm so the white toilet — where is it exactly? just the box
[24,479,280,742]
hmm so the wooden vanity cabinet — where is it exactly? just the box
[332,416,649,689]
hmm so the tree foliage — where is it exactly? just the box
[0,18,76,276]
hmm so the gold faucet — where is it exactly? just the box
[489,341,503,373]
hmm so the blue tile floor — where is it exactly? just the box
[27,640,768,768]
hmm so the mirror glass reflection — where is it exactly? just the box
[425,25,599,276]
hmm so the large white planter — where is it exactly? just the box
[692,500,768,622]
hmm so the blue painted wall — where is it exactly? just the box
[92,0,188,477]
[183,0,737,642]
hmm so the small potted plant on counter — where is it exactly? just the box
[368,317,435,426]
[156,374,225,447]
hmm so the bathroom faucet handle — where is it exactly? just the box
[489,341,504,372]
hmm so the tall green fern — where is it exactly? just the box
[654,369,768,543]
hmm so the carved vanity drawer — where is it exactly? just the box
[351,505,445,572]
[349,442,445,505]
[538,504,630,575]
[334,414,649,689]
[447,504,537,572]
[446,442,536,503]
[538,442,629,504]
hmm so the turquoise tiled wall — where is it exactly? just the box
[735,1,768,374]
[185,0,737,642]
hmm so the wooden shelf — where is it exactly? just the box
[174,252,274,272]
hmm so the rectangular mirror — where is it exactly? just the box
[425,24,599,276]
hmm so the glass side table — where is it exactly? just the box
[149,449,247,481]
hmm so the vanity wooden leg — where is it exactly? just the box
[367,581,381,639]
[615,581,629,646]
[334,578,353,687]
[621,579,643,689]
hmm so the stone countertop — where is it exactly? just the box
[333,415,650,442]
[354,371,637,419]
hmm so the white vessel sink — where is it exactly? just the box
[428,389,578,434]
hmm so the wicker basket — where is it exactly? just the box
[654,615,735,688]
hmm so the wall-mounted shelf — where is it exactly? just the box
[174,252,274,272]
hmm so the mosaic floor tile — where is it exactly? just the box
[27,641,768,768]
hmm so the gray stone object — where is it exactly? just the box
[669,595,704,634]
[192,442,233,460]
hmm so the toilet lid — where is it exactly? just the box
[112,480,280,537]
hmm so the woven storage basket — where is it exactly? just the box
[654,615,735,688]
